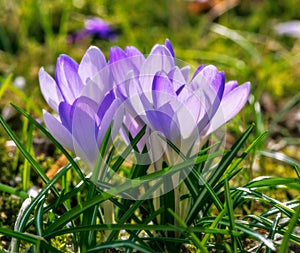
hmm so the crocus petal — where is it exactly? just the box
[165,39,175,58]
[109,46,138,86]
[146,110,178,141]
[141,45,175,76]
[123,72,152,116]
[167,66,186,92]
[192,65,225,100]
[191,65,225,120]
[191,64,205,80]
[121,112,146,152]
[84,17,114,39]
[97,90,115,122]
[97,98,124,145]
[72,104,99,169]
[55,55,84,104]
[139,45,175,100]
[223,80,238,96]
[124,46,145,69]
[43,110,74,152]
[205,82,250,135]
[180,65,190,83]
[58,102,74,132]
[39,68,63,112]
[78,46,107,84]
[179,88,206,126]
[80,78,104,104]
[74,96,99,125]
[173,110,193,141]
[146,129,167,164]
[152,71,176,108]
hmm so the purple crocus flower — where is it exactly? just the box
[39,46,123,170]
[109,39,250,164]
[85,17,117,40]
[39,45,113,112]
[68,17,117,43]
[274,20,300,38]
[39,39,250,184]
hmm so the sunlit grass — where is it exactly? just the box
[0,0,300,252]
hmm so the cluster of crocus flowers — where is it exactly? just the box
[39,46,124,170]
[39,39,250,192]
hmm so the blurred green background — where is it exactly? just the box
[1,1,300,247]
[1,0,300,104]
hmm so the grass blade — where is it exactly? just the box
[279,204,300,253]
[185,124,255,225]
[0,227,62,253]
[11,103,85,180]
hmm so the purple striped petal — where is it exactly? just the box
[121,112,146,152]
[71,103,99,169]
[124,46,145,69]
[97,90,115,122]
[223,80,238,96]
[78,46,107,84]
[43,110,74,152]
[167,66,186,92]
[146,110,179,141]
[55,55,84,104]
[205,82,250,135]
[141,45,175,76]
[96,98,124,146]
[109,46,138,86]
[180,65,190,83]
[39,68,63,112]
[191,64,205,80]
[58,102,74,132]
[165,39,175,58]
[191,65,225,119]
[152,71,176,108]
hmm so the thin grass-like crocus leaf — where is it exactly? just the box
[196,217,276,251]
[237,187,297,217]
[210,23,261,62]
[35,197,46,237]
[111,125,146,172]
[44,223,241,239]
[168,208,210,253]
[267,213,281,247]
[88,240,156,253]
[223,131,268,179]
[44,192,111,235]
[0,73,13,99]
[269,91,300,133]
[279,204,300,253]
[0,114,50,184]
[90,122,113,183]
[0,183,28,199]
[11,103,85,180]
[185,123,255,225]
[224,178,238,252]
[258,150,300,168]
[17,161,74,234]
[0,227,62,253]
[246,176,300,188]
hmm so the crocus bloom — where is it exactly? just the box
[39,46,123,170]
[109,39,250,164]
[39,39,250,195]
[85,17,117,40]
[68,17,117,43]
[274,20,300,38]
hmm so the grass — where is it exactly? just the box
[0,0,300,252]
